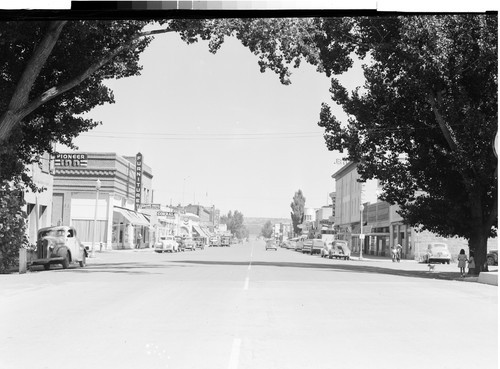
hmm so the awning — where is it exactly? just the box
[192,224,209,238]
[114,207,150,226]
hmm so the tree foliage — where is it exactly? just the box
[220,210,249,240]
[314,15,497,272]
[290,189,306,235]
[0,181,29,273]
[260,220,274,239]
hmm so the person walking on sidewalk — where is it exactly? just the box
[457,249,468,277]
[468,252,476,276]
[136,232,142,249]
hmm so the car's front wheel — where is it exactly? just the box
[79,252,86,267]
[61,252,70,269]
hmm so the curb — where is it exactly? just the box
[477,272,498,286]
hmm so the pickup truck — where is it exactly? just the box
[302,239,324,255]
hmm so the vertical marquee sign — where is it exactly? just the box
[135,152,143,211]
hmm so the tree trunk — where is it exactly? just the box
[468,228,489,275]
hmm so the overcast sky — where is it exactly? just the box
[66,29,367,218]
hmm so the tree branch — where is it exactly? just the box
[0,21,67,141]
[0,27,174,144]
[427,90,458,152]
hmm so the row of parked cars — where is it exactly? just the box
[154,235,203,253]
[280,237,351,260]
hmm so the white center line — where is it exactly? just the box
[228,338,242,369]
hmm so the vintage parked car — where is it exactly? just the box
[183,237,197,251]
[209,236,220,247]
[329,240,351,260]
[30,226,87,270]
[424,242,451,264]
[194,237,205,250]
[320,242,334,258]
[487,250,498,266]
[302,239,324,255]
[155,235,179,253]
[265,239,278,251]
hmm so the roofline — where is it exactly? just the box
[331,161,357,179]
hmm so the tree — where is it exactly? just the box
[260,220,274,239]
[0,17,317,268]
[220,210,249,239]
[313,15,497,273]
[290,189,306,236]
[0,181,29,273]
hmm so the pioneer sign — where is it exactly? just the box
[53,153,88,167]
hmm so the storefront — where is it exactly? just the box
[112,206,150,249]
[52,152,154,251]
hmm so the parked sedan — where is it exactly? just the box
[183,237,196,251]
[265,239,278,251]
[320,242,333,258]
[487,250,498,266]
[329,241,351,260]
[424,243,451,264]
[155,236,179,253]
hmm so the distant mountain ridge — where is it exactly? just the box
[245,217,291,236]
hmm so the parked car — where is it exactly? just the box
[302,239,324,255]
[320,242,334,258]
[175,236,186,251]
[30,226,87,270]
[265,239,278,251]
[424,243,451,264]
[288,238,298,250]
[487,250,498,266]
[329,240,351,260]
[183,237,196,251]
[155,236,179,253]
[194,237,205,250]
[295,236,307,252]
[209,236,220,247]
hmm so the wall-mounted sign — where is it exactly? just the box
[53,153,88,167]
[158,211,175,218]
[135,152,143,211]
[141,204,161,210]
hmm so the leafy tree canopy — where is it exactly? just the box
[260,220,274,239]
[220,210,249,239]
[313,15,497,272]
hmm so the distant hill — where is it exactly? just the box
[245,217,291,236]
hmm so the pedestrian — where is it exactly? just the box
[136,232,142,249]
[468,251,476,276]
[457,249,468,277]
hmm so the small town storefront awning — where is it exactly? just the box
[192,224,209,238]
[113,207,150,226]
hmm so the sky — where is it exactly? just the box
[67,29,366,219]
[56,1,498,219]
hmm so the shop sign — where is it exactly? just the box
[141,203,161,210]
[135,152,143,211]
[158,211,175,218]
[53,153,88,167]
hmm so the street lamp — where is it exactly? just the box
[359,204,365,260]
[91,178,101,258]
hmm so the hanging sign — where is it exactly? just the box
[135,152,143,211]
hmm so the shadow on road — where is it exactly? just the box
[170,260,471,282]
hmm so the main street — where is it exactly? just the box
[1,240,497,369]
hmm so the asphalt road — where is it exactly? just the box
[1,240,497,369]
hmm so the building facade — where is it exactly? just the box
[24,152,54,244]
[52,152,153,250]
